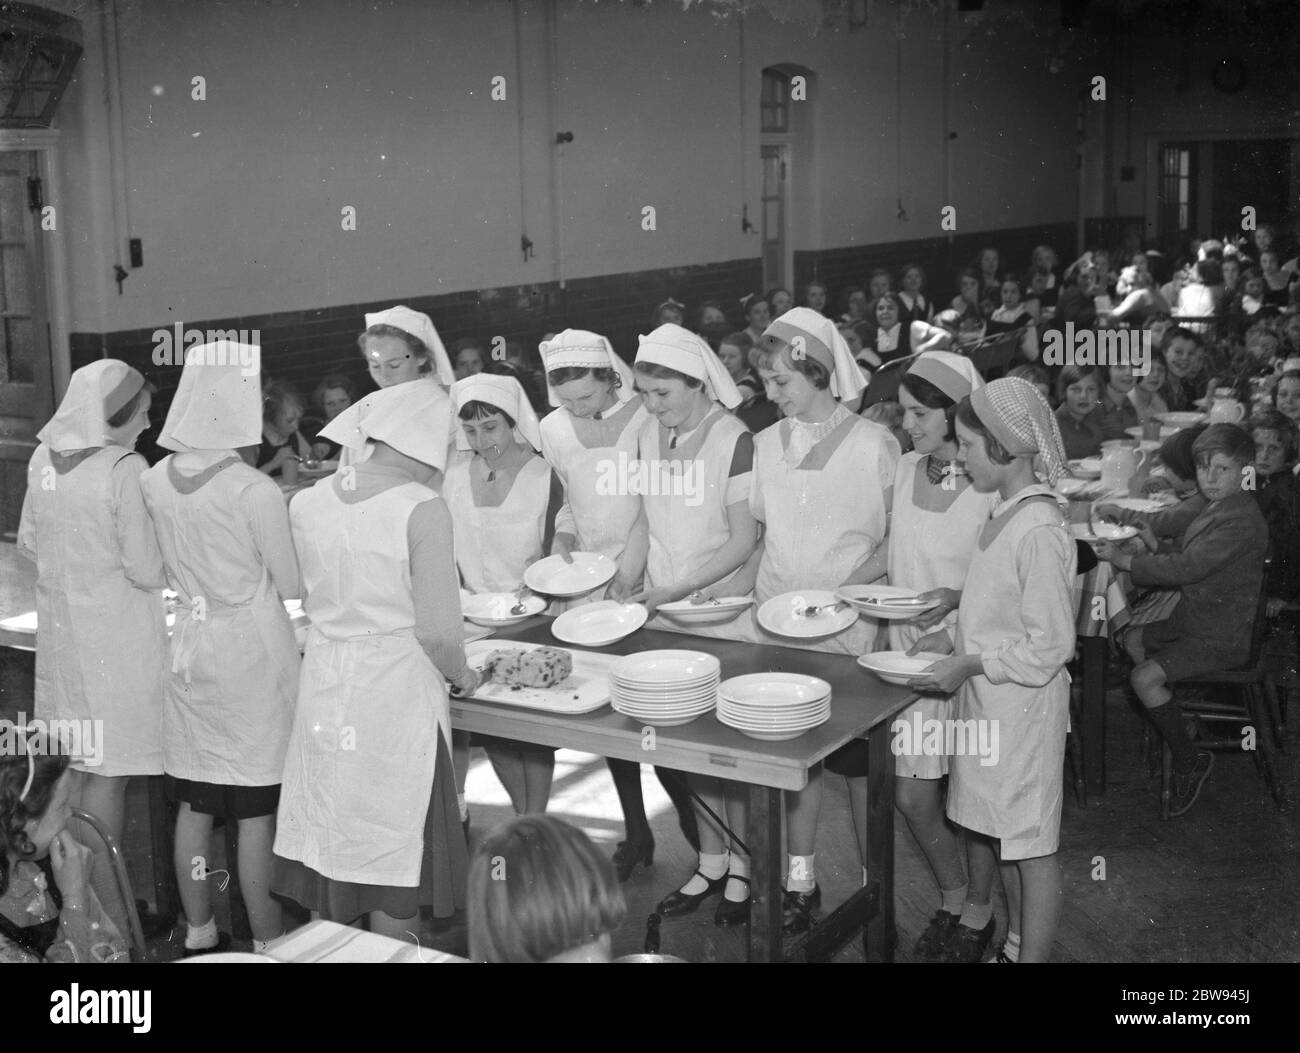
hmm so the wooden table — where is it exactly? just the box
[453,618,917,963]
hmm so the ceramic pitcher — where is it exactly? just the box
[1100,440,1148,494]
[1208,388,1246,425]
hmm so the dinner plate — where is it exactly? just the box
[716,710,831,742]
[835,585,941,621]
[524,552,618,597]
[461,592,547,627]
[856,651,950,686]
[612,649,721,685]
[657,596,754,625]
[717,673,831,707]
[757,591,859,639]
[1105,496,1172,514]
[178,952,280,963]
[552,601,647,646]
[1068,458,1103,479]
[1153,411,1206,428]
[717,697,831,719]
[298,459,339,479]
[1055,477,1091,497]
[1070,522,1139,542]
[1126,425,1178,441]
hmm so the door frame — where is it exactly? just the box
[759,138,793,295]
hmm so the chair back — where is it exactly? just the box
[1244,552,1273,669]
[70,808,147,961]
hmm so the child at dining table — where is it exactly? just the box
[467,815,627,963]
[1094,424,1268,819]
[1054,364,1127,459]
[0,740,129,963]
[906,377,1077,963]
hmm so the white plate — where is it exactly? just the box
[1071,522,1138,542]
[1106,496,1172,514]
[857,651,950,686]
[613,702,714,727]
[1055,477,1091,497]
[1153,411,1206,428]
[757,591,858,639]
[611,650,721,685]
[657,596,754,625]
[613,672,719,689]
[716,710,831,741]
[1068,458,1103,479]
[461,592,547,627]
[719,701,831,721]
[835,585,942,621]
[523,552,618,597]
[552,601,648,646]
[718,703,831,725]
[177,952,280,963]
[717,673,832,707]
[1126,425,1178,440]
[298,459,339,479]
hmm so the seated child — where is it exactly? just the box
[1006,364,1051,404]
[467,815,627,963]
[0,742,129,963]
[1094,424,1268,818]
[1247,411,1300,617]
[1054,364,1127,459]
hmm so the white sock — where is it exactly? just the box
[861,865,869,888]
[679,851,729,895]
[185,917,218,950]
[1002,931,1021,962]
[941,883,969,916]
[785,853,815,893]
[253,933,283,955]
[725,853,751,902]
[457,794,468,822]
[959,900,993,931]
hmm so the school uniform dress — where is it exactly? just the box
[443,450,552,594]
[539,396,649,606]
[1099,392,1141,437]
[273,469,467,919]
[897,292,932,327]
[946,487,1077,860]
[883,454,999,779]
[256,430,311,476]
[640,408,755,642]
[1055,405,1110,460]
[750,405,900,655]
[140,455,300,815]
[18,445,167,777]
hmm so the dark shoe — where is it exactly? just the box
[781,884,821,936]
[462,815,470,843]
[989,949,1014,963]
[181,932,232,958]
[913,909,960,962]
[656,869,726,916]
[1169,751,1214,817]
[612,836,655,882]
[941,917,995,962]
[714,875,752,928]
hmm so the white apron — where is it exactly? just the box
[887,453,1000,778]
[640,409,759,643]
[20,446,166,777]
[946,487,1077,860]
[538,397,648,608]
[443,450,551,594]
[749,411,900,655]
[140,457,299,786]
[275,479,447,886]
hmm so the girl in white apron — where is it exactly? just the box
[446,373,563,816]
[18,361,166,852]
[274,381,474,937]
[613,325,760,926]
[538,330,699,879]
[908,378,1076,963]
[729,307,901,935]
[139,345,300,956]
[823,353,999,960]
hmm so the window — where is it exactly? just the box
[760,70,789,134]
[0,5,82,130]
[1158,143,1196,235]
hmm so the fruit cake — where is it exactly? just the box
[481,646,574,689]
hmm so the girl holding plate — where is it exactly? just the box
[445,372,564,816]
[726,307,901,934]
[538,331,700,880]
[611,323,760,926]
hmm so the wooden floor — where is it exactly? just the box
[2,540,1297,962]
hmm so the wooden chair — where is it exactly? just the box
[1158,564,1289,819]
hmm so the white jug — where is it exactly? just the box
[1100,440,1148,494]
[1208,388,1245,425]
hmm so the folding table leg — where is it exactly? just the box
[864,729,896,962]
[747,784,783,963]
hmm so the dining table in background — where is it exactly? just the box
[455,616,918,963]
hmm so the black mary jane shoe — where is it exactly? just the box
[180,932,232,959]
[913,909,961,962]
[612,836,655,883]
[781,884,822,936]
[714,875,752,928]
[656,869,727,916]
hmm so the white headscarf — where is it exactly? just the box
[38,360,146,453]
[635,324,742,409]
[363,305,455,387]
[905,350,984,403]
[158,343,263,452]
[451,373,542,452]
[758,307,868,404]
[320,377,454,472]
[539,329,636,409]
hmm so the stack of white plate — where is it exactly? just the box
[610,650,720,727]
[716,673,831,742]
